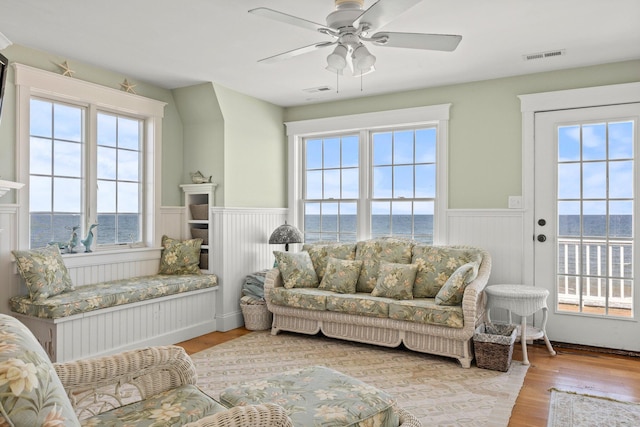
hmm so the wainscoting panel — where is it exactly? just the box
[211,207,288,331]
[0,205,22,315]
[446,209,526,286]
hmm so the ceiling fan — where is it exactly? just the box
[249,0,462,76]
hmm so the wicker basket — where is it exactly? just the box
[189,204,208,220]
[473,323,517,372]
[191,227,208,245]
[240,302,272,331]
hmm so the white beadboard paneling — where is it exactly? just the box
[447,209,525,285]
[211,207,288,331]
[0,205,23,314]
[159,206,185,240]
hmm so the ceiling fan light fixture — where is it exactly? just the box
[352,44,376,71]
[326,44,348,72]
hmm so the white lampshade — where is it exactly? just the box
[326,44,348,73]
[352,44,376,71]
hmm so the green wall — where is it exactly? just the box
[284,60,640,209]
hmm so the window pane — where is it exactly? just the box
[558,163,580,199]
[98,214,116,244]
[53,178,81,212]
[52,215,81,243]
[583,201,606,237]
[609,161,632,199]
[583,162,606,199]
[416,128,436,163]
[393,165,413,198]
[306,170,322,199]
[53,104,82,142]
[372,201,390,236]
[97,180,116,212]
[97,114,117,147]
[53,141,82,177]
[98,146,117,180]
[118,214,140,242]
[609,201,632,238]
[30,176,51,211]
[609,121,633,160]
[415,164,435,198]
[324,138,340,168]
[373,166,392,198]
[118,117,140,150]
[339,202,357,235]
[342,136,358,168]
[30,137,52,175]
[558,201,580,237]
[322,203,338,232]
[324,169,340,199]
[582,123,606,161]
[341,168,358,198]
[30,99,52,138]
[306,139,322,169]
[118,182,139,213]
[414,201,434,243]
[305,203,321,232]
[392,201,413,235]
[30,214,52,248]
[393,131,414,164]
[373,132,392,165]
[558,125,580,162]
[118,149,140,181]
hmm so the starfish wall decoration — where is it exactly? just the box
[120,78,137,94]
[57,60,75,77]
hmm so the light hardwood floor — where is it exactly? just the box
[177,329,640,427]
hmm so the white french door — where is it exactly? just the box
[534,103,640,351]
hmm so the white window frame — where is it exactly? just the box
[13,63,166,253]
[286,104,451,243]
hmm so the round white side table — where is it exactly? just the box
[484,284,557,365]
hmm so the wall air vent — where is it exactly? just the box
[523,49,566,62]
[303,86,333,93]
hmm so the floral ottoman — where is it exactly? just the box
[220,366,400,427]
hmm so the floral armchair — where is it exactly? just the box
[0,314,292,426]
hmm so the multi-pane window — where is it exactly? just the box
[28,99,143,249]
[371,128,436,242]
[302,126,438,243]
[304,134,359,242]
[97,113,142,244]
[29,99,84,248]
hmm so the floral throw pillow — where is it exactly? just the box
[12,245,74,301]
[274,251,319,289]
[435,262,478,306]
[318,257,363,294]
[412,245,483,298]
[303,243,356,281]
[371,262,418,300]
[159,235,202,275]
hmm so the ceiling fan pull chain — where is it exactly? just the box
[336,69,340,93]
[360,71,363,92]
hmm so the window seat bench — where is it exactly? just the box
[10,273,218,362]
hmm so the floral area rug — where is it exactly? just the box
[190,331,528,426]
[548,388,640,427]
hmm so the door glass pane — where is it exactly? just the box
[556,120,634,318]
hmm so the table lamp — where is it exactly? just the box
[269,221,303,251]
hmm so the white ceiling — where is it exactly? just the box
[1,0,639,107]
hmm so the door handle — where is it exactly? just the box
[537,234,547,242]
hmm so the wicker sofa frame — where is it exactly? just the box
[264,247,492,368]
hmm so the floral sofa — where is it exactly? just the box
[265,239,492,368]
[0,313,293,426]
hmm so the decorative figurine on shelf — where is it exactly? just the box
[190,170,212,184]
[67,225,80,253]
[81,223,98,252]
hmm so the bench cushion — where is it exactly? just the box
[81,384,225,426]
[220,366,399,427]
[10,274,217,319]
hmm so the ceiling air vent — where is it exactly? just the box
[523,49,566,62]
[303,86,333,93]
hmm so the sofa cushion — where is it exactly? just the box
[159,235,203,275]
[81,384,225,426]
[10,274,217,319]
[273,251,319,289]
[371,262,417,300]
[355,238,414,293]
[0,314,80,426]
[388,299,465,328]
[318,257,362,294]
[435,262,479,306]
[411,246,483,298]
[220,366,399,427]
[326,293,393,318]
[12,245,75,301]
[269,288,329,311]
[303,242,357,281]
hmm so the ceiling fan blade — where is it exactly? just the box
[258,41,336,64]
[353,0,423,32]
[372,32,462,51]
[249,7,337,36]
